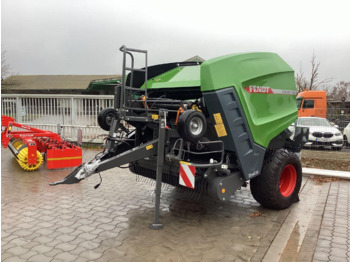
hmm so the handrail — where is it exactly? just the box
[1,94,114,99]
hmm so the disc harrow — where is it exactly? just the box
[1,115,82,171]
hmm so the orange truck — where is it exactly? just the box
[297,90,327,118]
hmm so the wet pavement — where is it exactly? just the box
[1,148,350,261]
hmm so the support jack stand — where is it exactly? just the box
[150,109,167,230]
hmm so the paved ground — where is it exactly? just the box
[1,148,349,261]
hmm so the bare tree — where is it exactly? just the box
[295,53,331,93]
[327,81,350,101]
[1,49,11,80]
[295,67,308,93]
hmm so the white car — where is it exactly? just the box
[296,117,343,150]
[343,122,350,146]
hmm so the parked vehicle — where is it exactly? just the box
[297,90,327,118]
[295,117,343,150]
[343,122,350,146]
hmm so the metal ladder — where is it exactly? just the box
[119,45,150,114]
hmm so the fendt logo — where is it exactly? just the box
[244,85,297,95]
[244,85,273,94]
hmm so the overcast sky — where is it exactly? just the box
[1,0,349,85]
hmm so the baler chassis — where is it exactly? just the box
[50,45,308,229]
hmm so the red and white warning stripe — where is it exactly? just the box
[244,86,297,95]
[179,161,195,189]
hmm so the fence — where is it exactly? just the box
[1,94,114,143]
[1,94,350,149]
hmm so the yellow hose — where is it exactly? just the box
[16,147,43,171]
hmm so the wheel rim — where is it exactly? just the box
[16,147,43,171]
[279,164,297,197]
[189,117,203,135]
[106,113,116,125]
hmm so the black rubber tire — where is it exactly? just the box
[97,108,118,131]
[343,135,349,146]
[250,149,302,210]
[177,110,207,142]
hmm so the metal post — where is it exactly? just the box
[15,97,23,122]
[71,97,78,140]
[57,124,61,135]
[77,129,82,147]
[150,109,167,230]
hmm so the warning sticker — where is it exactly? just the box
[146,144,153,150]
[215,124,227,137]
[213,113,227,137]
[213,113,223,124]
[179,162,195,189]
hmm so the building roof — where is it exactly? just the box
[1,55,203,92]
[1,75,121,90]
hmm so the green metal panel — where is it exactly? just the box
[141,66,200,89]
[87,79,121,92]
[201,53,298,148]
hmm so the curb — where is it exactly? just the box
[302,167,350,180]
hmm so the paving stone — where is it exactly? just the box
[56,226,76,234]
[27,253,52,262]
[319,228,333,237]
[328,255,348,262]
[6,246,30,256]
[78,232,98,241]
[3,257,27,262]
[1,243,16,252]
[332,236,348,245]
[31,244,54,253]
[56,220,75,227]
[54,252,79,262]
[19,250,38,260]
[34,228,55,236]
[55,242,77,252]
[11,229,34,238]
[70,246,87,256]
[55,234,76,242]
[69,237,86,246]
[43,247,64,258]
[318,235,332,241]
[22,241,42,250]
[79,250,104,260]
[76,224,96,233]
[69,229,85,237]
[7,237,31,246]
[33,235,55,244]
[89,228,104,236]
[97,223,115,231]
[16,222,34,230]
[330,247,348,258]
[331,242,348,250]
[1,253,15,261]
[46,239,64,248]
[78,240,101,250]
[317,239,332,248]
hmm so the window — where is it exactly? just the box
[296,97,303,110]
[302,100,314,109]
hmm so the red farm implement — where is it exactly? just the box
[1,115,82,171]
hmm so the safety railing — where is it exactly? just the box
[1,94,114,143]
